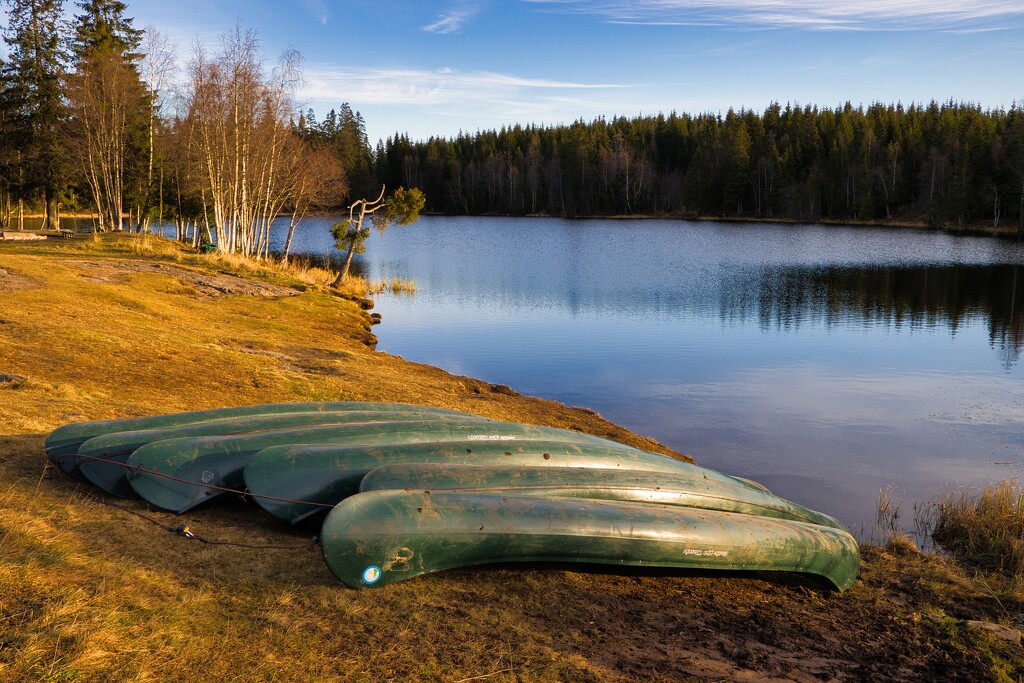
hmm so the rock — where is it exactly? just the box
[0,231,47,241]
[966,620,1021,644]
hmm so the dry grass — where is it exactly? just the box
[207,250,338,289]
[934,480,1024,582]
[340,275,418,297]
[3,233,1024,682]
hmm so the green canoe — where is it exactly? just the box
[320,490,861,590]
[77,409,478,498]
[358,463,844,529]
[46,401,467,479]
[244,439,695,524]
[127,420,616,513]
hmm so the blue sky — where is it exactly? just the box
[10,1,1024,143]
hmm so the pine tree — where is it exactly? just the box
[1,0,69,230]
[0,54,14,228]
[72,0,142,61]
[335,103,373,198]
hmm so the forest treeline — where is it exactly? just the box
[373,102,1024,230]
[3,0,1023,256]
[0,0,354,259]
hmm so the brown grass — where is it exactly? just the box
[934,480,1024,581]
[2,233,1024,682]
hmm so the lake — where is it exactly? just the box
[278,216,1024,536]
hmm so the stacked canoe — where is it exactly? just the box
[47,401,860,591]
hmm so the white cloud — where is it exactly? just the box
[523,0,1024,30]
[297,66,635,139]
[299,66,626,107]
[303,0,330,25]
[424,11,473,34]
[424,2,484,34]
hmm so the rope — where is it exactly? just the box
[57,452,336,510]
[51,463,321,551]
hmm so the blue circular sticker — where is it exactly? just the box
[362,566,382,585]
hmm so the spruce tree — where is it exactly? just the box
[0,54,13,228]
[72,0,143,61]
[1,0,69,230]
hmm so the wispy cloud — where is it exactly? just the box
[297,65,633,132]
[523,0,1024,30]
[300,65,625,107]
[303,0,329,25]
[424,2,483,34]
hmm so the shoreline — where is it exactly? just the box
[11,210,1022,239]
[425,210,1024,237]
[1,233,1023,681]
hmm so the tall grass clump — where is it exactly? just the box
[389,277,416,294]
[343,276,416,296]
[875,485,919,553]
[933,480,1024,581]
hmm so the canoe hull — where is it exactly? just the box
[358,463,844,529]
[76,409,485,497]
[46,401,467,478]
[245,440,688,524]
[127,419,618,513]
[320,491,861,591]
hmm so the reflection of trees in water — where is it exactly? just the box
[734,264,1023,367]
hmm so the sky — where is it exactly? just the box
[6,0,1024,143]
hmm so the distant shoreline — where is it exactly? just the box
[9,210,1020,239]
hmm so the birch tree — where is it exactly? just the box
[137,27,175,232]
[279,140,347,265]
[65,0,147,232]
[65,53,146,231]
[182,28,306,258]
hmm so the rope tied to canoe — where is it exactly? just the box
[57,452,336,510]
[49,462,322,551]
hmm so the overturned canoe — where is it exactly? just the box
[128,420,615,513]
[320,491,861,590]
[77,408,479,498]
[245,439,693,524]
[358,463,844,529]
[45,401,467,479]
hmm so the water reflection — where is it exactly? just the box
[357,218,1023,532]
[142,216,1024,530]
[745,264,1023,367]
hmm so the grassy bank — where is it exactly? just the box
[2,234,1023,682]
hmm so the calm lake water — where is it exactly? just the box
[277,216,1024,535]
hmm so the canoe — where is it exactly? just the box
[319,490,861,590]
[244,439,694,524]
[45,401,468,479]
[127,419,616,513]
[358,463,844,529]
[76,409,480,498]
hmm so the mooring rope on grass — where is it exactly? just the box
[51,455,324,551]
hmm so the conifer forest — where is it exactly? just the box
[2,0,1023,253]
